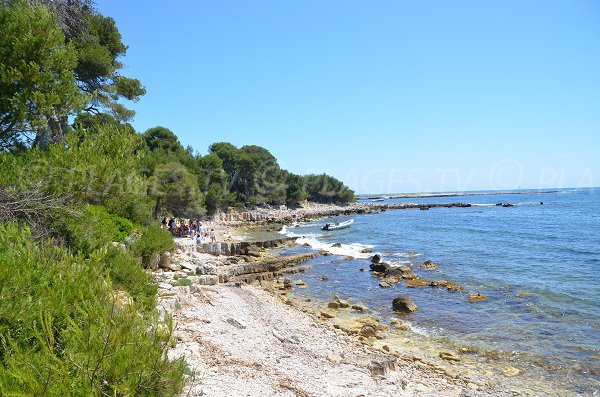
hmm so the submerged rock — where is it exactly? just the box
[360,324,377,338]
[420,260,439,271]
[468,293,487,302]
[405,279,433,288]
[392,296,418,313]
[337,299,350,308]
[439,351,461,362]
[446,282,465,292]
[390,319,410,331]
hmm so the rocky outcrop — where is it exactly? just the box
[193,238,296,256]
[468,293,487,302]
[392,296,418,313]
[420,260,439,271]
[222,252,320,284]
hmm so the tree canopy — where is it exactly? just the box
[0,0,144,149]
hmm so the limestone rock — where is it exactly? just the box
[167,263,183,272]
[468,293,487,302]
[384,265,411,278]
[421,260,439,271]
[159,251,172,267]
[503,367,521,377]
[326,354,341,364]
[439,351,461,362]
[149,253,161,270]
[390,319,410,331]
[337,299,350,308]
[392,296,418,313]
[328,301,340,309]
[405,279,433,288]
[446,282,465,292]
[351,304,368,312]
[360,324,378,338]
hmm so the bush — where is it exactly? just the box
[0,223,185,396]
[173,277,192,287]
[61,204,134,255]
[96,248,158,311]
[130,223,175,268]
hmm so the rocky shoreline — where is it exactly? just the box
[150,233,537,397]
[213,201,475,225]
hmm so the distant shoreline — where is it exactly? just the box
[357,189,559,200]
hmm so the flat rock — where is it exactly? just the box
[439,351,461,362]
[468,293,487,302]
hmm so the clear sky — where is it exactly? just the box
[97,0,600,194]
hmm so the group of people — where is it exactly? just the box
[161,217,217,244]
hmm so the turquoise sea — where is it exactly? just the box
[278,189,600,396]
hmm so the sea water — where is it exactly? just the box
[279,189,600,395]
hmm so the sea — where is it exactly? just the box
[276,188,599,396]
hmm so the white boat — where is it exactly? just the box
[321,219,354,231]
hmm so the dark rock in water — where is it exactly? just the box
[371,254,381,264]
[384,265,411,278]
[361,248,373,253]
[419,207,429,211]
[502,203,514,207]
[331,242,342,248]
[495,203,503,206]
[370,262,389,273]
[392,296,418,313]
[420,260,439,271]
[540,201,544,205]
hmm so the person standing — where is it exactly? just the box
[209,228,216,243]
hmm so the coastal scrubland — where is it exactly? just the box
[0,1,354,395]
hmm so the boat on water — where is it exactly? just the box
[321,219,354,231]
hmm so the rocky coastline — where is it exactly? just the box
[212,201,474,225]
[150,224,542,397]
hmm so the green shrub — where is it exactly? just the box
[96,248,158,311]
[62,204,134,255]
[173,277,192,287]
[0,222,186,396]
[130,223,175,268]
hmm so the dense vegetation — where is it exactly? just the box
[0,1,354,395]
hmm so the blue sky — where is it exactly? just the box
[98,0,600,194]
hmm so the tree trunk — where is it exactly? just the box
[34,113,68,148]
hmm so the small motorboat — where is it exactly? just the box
[321,219,354,231]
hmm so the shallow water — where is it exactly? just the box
[280,189,600,395]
